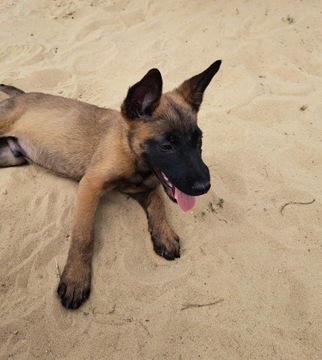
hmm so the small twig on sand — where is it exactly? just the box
[181,298,224,311]
[280,199,316,216]
[55,258,61,279]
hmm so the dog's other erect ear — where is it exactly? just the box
[177,60,222,112]
[121,68,163,119]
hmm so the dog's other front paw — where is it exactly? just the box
[57,263,91,310]
[152,230,180,260]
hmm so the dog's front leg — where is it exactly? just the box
[57,173,106,309]
[131,187,180,260]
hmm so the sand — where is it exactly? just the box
[0,0,321,359]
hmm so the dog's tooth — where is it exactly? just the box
[162,172,169,182]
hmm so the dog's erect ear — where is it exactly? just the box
[177,60,222,112]
[121,68,163,119]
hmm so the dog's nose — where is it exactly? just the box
[192,180,211,195]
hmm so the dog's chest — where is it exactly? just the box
[117,170,158,194]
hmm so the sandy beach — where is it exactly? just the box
[0,0,321,359]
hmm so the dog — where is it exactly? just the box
[0,60,222,309]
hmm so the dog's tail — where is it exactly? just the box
[0,84,25,97]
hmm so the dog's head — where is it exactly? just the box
[121,60,222,211]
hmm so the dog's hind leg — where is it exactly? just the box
[0,137,28,167]
[0,97,22,136]
[130,187,180,260]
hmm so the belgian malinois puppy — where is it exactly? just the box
[0,60,221,309]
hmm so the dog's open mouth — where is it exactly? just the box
[154,168,196,212]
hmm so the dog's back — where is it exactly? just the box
[0,88,125,178]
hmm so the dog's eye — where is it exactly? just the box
[160,142,173,151]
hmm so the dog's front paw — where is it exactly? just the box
[152,230,180,260]
[57,263,91,310]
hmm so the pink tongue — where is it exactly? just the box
[174,187,196,212]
